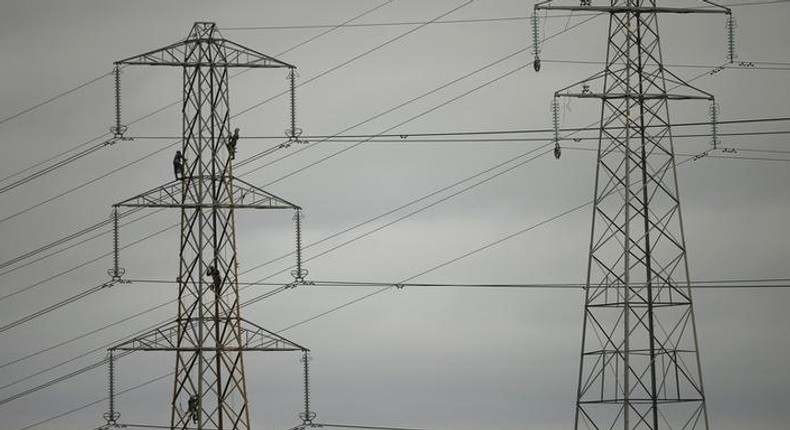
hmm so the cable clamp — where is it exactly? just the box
[693,150,711,161]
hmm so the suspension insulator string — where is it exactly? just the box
[107,207,127,283]
[285,68,304,144]
[531,12,541,72]
[102,350,121,427]
[109,64,128,140]
[299,351,317,425]
[726,14,737,64]
[551,97,562,159]
[290,210,308,284]
[710,100,720,150]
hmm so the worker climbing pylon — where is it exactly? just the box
[226,128,240,160]
[173,150,185,180]
[187,394,200,424]
[206,265,221,294]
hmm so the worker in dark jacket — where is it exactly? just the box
[187,394,200,423]
[226,128,240,160]
[206,265,222,294]
[173,150,185,180]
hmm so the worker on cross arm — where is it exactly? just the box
[226,128,240,160]
[173,150,185,180]
[187,394,200,424]
[206,265,222,294]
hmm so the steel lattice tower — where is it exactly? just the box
[534,1,731,429]
[108,22,307,430]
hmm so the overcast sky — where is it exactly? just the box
[0,1,789,430]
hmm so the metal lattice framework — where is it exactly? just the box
[534,2,730,429]
[112,319,307,353]
[112,22,303,430]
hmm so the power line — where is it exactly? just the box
[260,66,536,186]
[2,3,540,229]
[5,116,782,229]
[0,208,153,279]
[0,287,288,408]
[0,51,727,388]
[746,60,790,66]
[0,0,393,201]
[0,207,145,275]
[0,133,104,186]
[0,222,175,304]
[1,51,536,370]
[725,0,790,6]
[20,114,782,285]
[127,278,790,289]
[0,0,509,335]
[0,86,188,191]
[0,141,554,407]
[265,151,709,335]
[6,11,784,430]
[15,373,170,430]
[0,146,723,425]
[542,58,790,71]
[0,142,561,414]
[0,140,109,196]
[0,71,111,129]
[0,10,601,303]
[257,128,790,144]
[3,9,740,423]
[565,146,790,163]
[6,5,743,276]
[0,301,173,394]
[0,4,552,426]
[698,154,790,163]
[309,149,718,310]
[231,0,476,121]
[0,91,173,191]
[0,353,113,407]
[0,142,551,379]
[0,49,716,365]
[732,147,790,155]
[222,15,551,31]
[283,0,397,53]
[0,141,177,227]
[0,0,477,230]
[1,0,782,195]
[0,0,386,207]
[127,116,790,141]
[219,0,790,31]
[0,2,403,279]
[238,15,602,183]
[121,422,468,430]
[0,298,169,373]
[0,282,110,334]
[0,143,552,394]
[1,0,544,410]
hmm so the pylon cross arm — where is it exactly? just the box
[558,92,712,101]
[113,177,300,210]
[116,37,294,69]
[111,318,308,352]
[535,1,730,15]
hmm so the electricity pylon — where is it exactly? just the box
[533,2,731,429]
[108,22,307,430]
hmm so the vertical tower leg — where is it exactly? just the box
[171,23,249,430]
